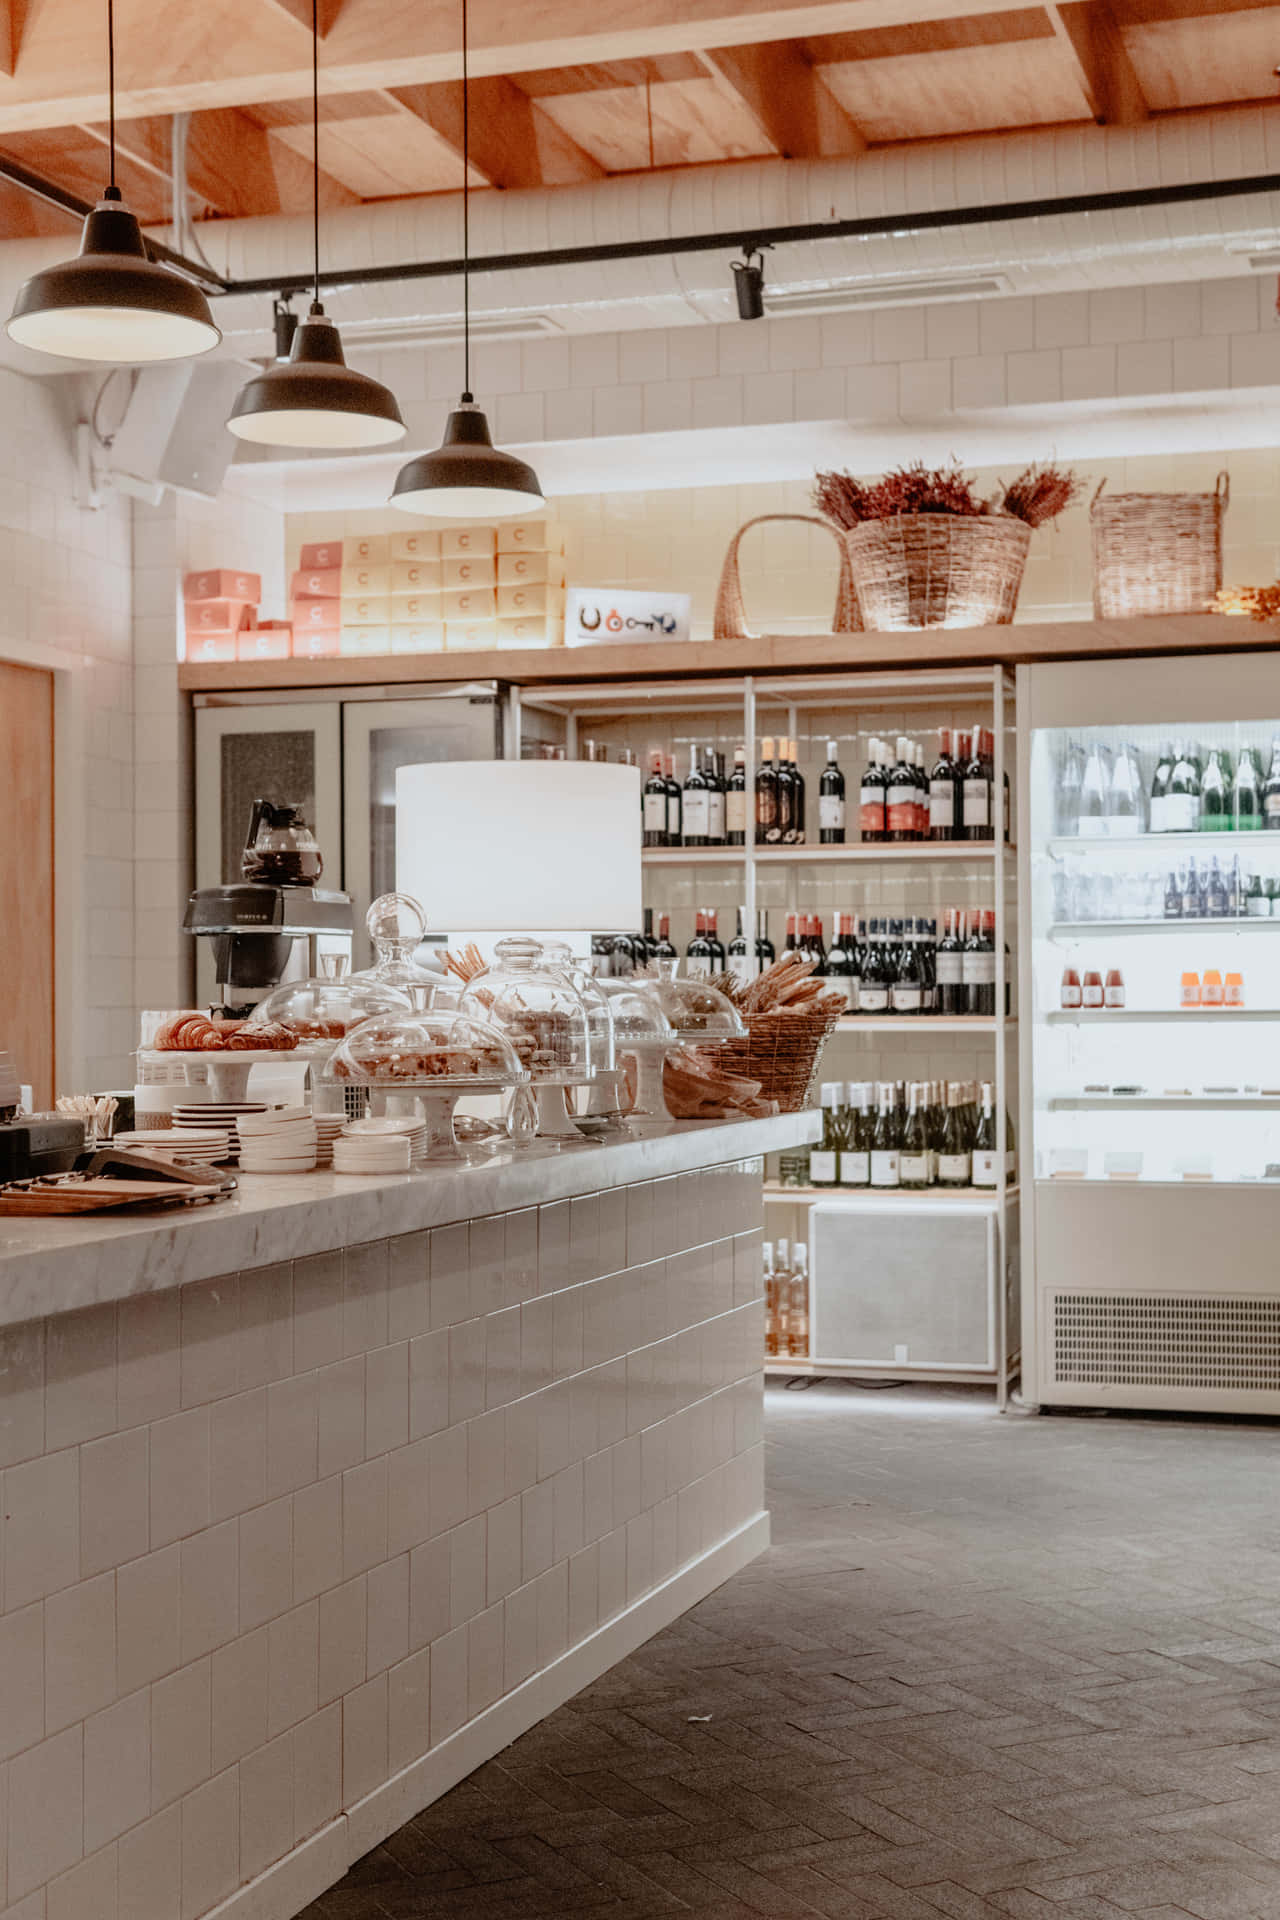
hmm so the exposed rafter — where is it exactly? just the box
[264,0,345,35]
[390,77,604,188]
[1049,0,1149,124]
[86,111,360,217]
[702,40,865,159]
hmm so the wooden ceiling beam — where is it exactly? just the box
[389,76,604,188]
[1049,0,1148,125]
[0,0,1075,136]
[263,0,346,36]
[82,111,359,217]
[702,40,865,158]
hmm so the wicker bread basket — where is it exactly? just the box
[713,1005,842,1114]
[1090,473,1228,617]
[714,513,861,639]
[845,514,1031,629]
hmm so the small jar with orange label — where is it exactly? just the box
[1180,971,1201,1008]
[1225,971,1245,1008]
[1201,968,1224,1009]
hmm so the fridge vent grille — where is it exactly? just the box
[1053,1294,1280,1390]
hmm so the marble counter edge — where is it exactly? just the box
[0,1112,818,1328]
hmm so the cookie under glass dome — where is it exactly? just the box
[325,1007,528,1162]
[642,958,747,1043]
[243,977,410,1047]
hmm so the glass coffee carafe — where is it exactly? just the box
[240,799,324,886]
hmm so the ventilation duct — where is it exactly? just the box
[763,273,1012,314]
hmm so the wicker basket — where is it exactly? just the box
[714,1006,842,1114]
[713,514,861,639]
[845,514,1031,630]
[1090,473,1228,617]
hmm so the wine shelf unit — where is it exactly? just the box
[1048,830,1280,856]
[835,1014,1013,1032]
[1046,1007,1280,1024]
[1048,1094,1280,1111]
[641,841,1009,866]
[1049,918,1280,939]
[765,1184,1015,1206]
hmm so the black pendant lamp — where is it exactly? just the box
[227,0,404,449]
[390,0,544,518]
[6,0,220,362]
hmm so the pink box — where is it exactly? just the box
[185,631,239,663]
[291,567,342,601]
[185,599,255,636]
[183,568,262,603]
[299,541,343,571]
[291,625,341,659]
[291,597,341,632]
[237,625,292,661]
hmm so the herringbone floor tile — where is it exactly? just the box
[302,1385,1280,1920]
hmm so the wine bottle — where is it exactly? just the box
[663,753,682,845]
[1167,742,1200,833]
[839,1083,871,1187]
[755,737,779,845]
[971,1083,998,1188]
[856,920,890,1014]
[809,1085,841,1188]
[643,751,669,848]
[682,742,711,846]
[726,746,747,846]
[788,738,806,845]
[886,737,917,843]
[963,908,996,1016]
[642,906,658,963]
[655,913,677,961]
[685,910,712,979]
[962,726,993,842]
[703,747,725,846]
[1234,746,1262,831]
[900,1084,931,1190]
[786,1245,809,1359]
[1200,748,1230,831]
[755,908,775,969]
[937,1084,972,1188]
[1059,740,1084,837]
[929,729,958,841]
[935,908,965,1015]
[890,919,924,1015]
[706,909,726,972]
[1078,742,1109,838]
[1149,743,1174,834]
[818,741,846,844]
[859,738,887,843]
[825,912,858,1010]
[870,1084,901,1188]
[762,1241,779,1358]
[774,740,796,846]
[727,908,750,987]
[1264,738,1280,832]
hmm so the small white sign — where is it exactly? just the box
[564,587,691,647]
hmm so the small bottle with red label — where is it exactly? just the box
[1081,968,1104,1008]
[1104,968,1125,1009]
[1060,965,1082,1009]
[1225,970,1245,1008]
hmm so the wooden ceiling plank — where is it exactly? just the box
[264,0,346,36]
[805,9,1053,65]
[391,76,605,187]
[703,39,865,158]
[1050,0,1148,123]
[83,109,358,217]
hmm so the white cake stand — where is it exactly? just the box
[358,1074,529,1163]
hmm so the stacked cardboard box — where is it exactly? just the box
[182,568,266,663]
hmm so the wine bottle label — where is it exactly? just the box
[809,1151,837,1184]
[1082,984,1104,1007]
[1248,896,1272,916]
[1060,985,1082,1008]
[929,781,954,829]
[666,801,681,837]
[683,791,710,837]
[857,986,888,1012]
[935,952,963,986]
[643,794,666,830]
[1267,794,1280,818]
[859,789,885,834]
[938,1153,970,1183]
[839,1152,869,1186]
[887,800,915,834]
[686,956,711,980]
[1077,815,1107,838]
[819,796,845,830]
[870,1151,900,1186]
[963,778,989,827]
[972,1150,999,1187]
[891,984,922,1011]
[726,791,747,835]
[962,952,997,986]
[707,793,726,840]
[1166,795,1197,831]
[845,976,861,1011]
[900,1153,930,1183]
[1104,985,1125,1007]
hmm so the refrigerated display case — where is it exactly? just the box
[1019,651,1280,1415]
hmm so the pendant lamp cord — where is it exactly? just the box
[106,0,116,191]
[461,0,472,402]
[311,0,320,308]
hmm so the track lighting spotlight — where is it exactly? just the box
[272,296,298,362]
[732,249,766,321]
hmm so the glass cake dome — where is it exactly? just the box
[458,937,595,1082]
[643,957,746,1042]
[596,976,676,1046]
[348,892,442,1001]
[244,976,410,1043]
[329,1006,525,1085]
[540,940,617,1073]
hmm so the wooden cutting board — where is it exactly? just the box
[0,1178,213,1215]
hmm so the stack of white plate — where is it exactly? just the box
[236,1107,317,1173]
[313,1113,347,1167]
[173,1101,267,1162]
[333,1120,416,1175]
[115,1127,230,1166]
[352,1115,429,1167]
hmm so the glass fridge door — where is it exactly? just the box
[342,686,504,964]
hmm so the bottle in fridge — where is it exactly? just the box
[1200,747,1230,831]
[1077,741,1110,836]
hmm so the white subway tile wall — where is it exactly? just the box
[0,1163,765,1919]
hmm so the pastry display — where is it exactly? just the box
[153,1012,298,1053]
[328,1008,524,1084]
[244,977,410,1044]
[458,937,596,1082]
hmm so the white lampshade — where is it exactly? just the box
[396,761,641,932]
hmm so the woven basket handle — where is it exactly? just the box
[1215,470,1230,509]
[1090,478,1108,513]
[713,513,859,639]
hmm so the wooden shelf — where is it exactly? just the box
[1050,919,1280,939]
[765,1183,1016,1204]
[179,613,1268,696]
[642,842,1008,865]
[1046,1008,1280,1023]
[834,1014,1012,1032]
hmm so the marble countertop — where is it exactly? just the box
[0,1112,817,1329]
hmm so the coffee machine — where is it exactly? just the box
[183,799,354,1015]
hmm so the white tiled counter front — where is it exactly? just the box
[0,1113,814,1920]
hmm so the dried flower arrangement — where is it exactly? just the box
[1210,584,1280,622]
[814,458,1082,533]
